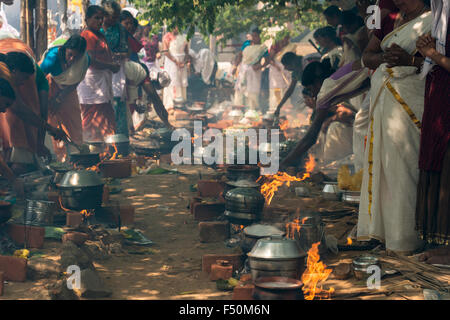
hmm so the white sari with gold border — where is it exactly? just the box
[357,11,432,252]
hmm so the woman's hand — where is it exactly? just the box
[417,34,437,58]
[384,44,414,67]
[46,125,67,141]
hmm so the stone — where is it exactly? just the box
[0,255,27,282]
[193,202,225,221]
[74,269,112,299]
[202,254,243,274]
[197,180,225,198]
[159,153,172,165]
[62,232,90,246]
[27,257,61,280]
[7,224,45,249]
[333,262,353,280]
[232,283,254,300]
[81,240,110,261]
[199,221,230,243]
[59,241,94,271]
[66,211,83,228]
[47,279,79,300]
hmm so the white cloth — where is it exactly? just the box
[0,4,19,39]
[323,122,354,163]
[357,12,432,252]
[269,60,290,90]
[112,61,126,99]
[191,48,216,85]
[353,93,370,172]
[163,35,188,109]
[124,60,148,103]
[420,0,449,79]
[77,67,113,105]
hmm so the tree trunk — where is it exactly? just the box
[35,0,48,60]
[20,0,28,44]
[26,0,35,52]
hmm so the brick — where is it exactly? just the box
[239,273,252,283]
[199,221,230,243]
[210,262,233,281]
[232,283,254,300]
[100,159,132,179]
[202,254,243,274]
[7,224,45,249]
[193,202,225,221]
[0,255,27,282]
[66,211,83,228]
[0,271,4,296]
[190,197,202,214]
[62,232,90,246]
[119,205,135,226]
[197,180,225,198]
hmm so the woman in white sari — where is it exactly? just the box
[162,27,189,111]
[358,0,431,254]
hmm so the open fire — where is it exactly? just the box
[258,154,316,205]
[301,242,334,300]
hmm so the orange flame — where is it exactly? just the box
[191,134,200,144]
[301,242,335,300]
[347,237,353,245]
[279,119,289,139]
[258,171,311,205]
[110,143,119,160]
[305,154,316,173]
[286,217,310,239]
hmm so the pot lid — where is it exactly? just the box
[247,235,305,259]
[105,134,129,144]
[57,170,104,188]
[244,224,285,238]
[226,179,260,188]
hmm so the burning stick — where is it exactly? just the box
[301,242,335,300]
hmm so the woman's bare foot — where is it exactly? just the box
[418,247,450,264]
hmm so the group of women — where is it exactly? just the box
[279,0,449,261]
[0,1,171,197]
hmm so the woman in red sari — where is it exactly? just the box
[77,5,119,142]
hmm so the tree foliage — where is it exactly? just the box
[130,0,325,41]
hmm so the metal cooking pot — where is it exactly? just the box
[69,152,100,168]
[23,200,55,226]
[105,134,130,157]
[353,255,380,280]
[253,277,304,300]
[226,165,261,182]
[57,170,104,210]
[241,224,285,254]
[322,183,341,201]
[248,235,306,280]
[225,186,265,214]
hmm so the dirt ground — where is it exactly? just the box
[1,164,448,300]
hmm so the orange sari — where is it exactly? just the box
[0,38,40,160]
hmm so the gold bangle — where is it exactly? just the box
[412,56,416,66]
